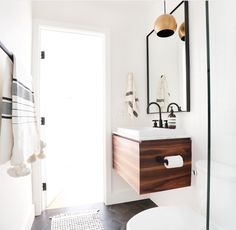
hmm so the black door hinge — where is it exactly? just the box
[41,117,45,126]
[42,182,47,191]
[41,51,45,59]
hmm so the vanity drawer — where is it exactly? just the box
[112,134,192,195]
[140,138,191,194]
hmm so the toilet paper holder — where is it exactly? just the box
[155,156,169,165]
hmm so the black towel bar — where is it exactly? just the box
[0,40,13,62]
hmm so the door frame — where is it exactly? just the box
[32,20,112,215]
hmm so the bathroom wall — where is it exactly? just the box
[209,1,236,167]
[32,0,166,204]
[32,0,208,208]
[0,1,34,230]
[148,1,208,209]
[208,1,236,228]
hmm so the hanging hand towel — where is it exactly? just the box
[156,75,170,111]
[125,72,139,119]
[0,49,13,165]
[7,55,42,177]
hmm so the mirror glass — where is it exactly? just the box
[147,1,190,113]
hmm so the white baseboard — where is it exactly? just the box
[24,204,35,230]
[106,188,150,205]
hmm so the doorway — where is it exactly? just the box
[40,27,105,209]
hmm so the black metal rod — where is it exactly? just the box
[170,1,184,15]
[164,0,166,14]
[205,1,211,230]
[0,41,13,62]
[146,33,150,114]
[147,29,154,37]
[185,1,191,112]
[156,156,168,165]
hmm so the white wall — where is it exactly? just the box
[209,1,236,167]
[149,1,208,209]
[32,0,166,205]
[208,1,236,228]
[0,0,34,229]
[32,0,209,208]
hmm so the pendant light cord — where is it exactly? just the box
[164,0,166,14]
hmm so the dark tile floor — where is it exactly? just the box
[31,199,157,230]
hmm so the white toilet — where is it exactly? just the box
[196,160,236,229]
[127,160,236,230]
[126,206,206,230]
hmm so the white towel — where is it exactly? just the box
[125,72,138,119]
[0,49,13,165]
[156,75,170,111]
[7,55,43,177]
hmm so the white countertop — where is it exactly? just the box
[113,127,190,141]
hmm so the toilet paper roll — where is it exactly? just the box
[164,155,184,168]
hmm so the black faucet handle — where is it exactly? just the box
[159,119,163,128]
[152,120,158,128]
[164,120,168,128]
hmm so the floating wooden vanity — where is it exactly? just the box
[112,134,192,194]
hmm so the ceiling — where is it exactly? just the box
[32,0,157,2]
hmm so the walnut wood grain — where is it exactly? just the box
[140,138,191,194]
[112,135,140,193]
[112,134,192,195]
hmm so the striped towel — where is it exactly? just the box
[156,75,170,111]
[6,55,45,177]
[125,72,138,119]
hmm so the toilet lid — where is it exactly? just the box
[127,207,210,230]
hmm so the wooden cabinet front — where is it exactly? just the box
[112,134,192,195]
[140,138,191,194]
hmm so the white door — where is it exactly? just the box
[40,27,105,209]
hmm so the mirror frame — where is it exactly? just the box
[146,1,190,114]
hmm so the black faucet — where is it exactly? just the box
[167,102,182,112]
[147,102,163,128]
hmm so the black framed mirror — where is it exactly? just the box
[146,1,190,114]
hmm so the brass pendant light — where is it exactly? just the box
[154,0,177,38]
[178,22,185,41]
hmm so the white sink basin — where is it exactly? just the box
[115,127,189,140]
